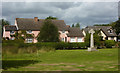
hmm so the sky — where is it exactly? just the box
[2,2,119,28]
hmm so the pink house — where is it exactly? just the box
[3,17,84,43]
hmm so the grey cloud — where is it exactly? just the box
[2,2,118,28]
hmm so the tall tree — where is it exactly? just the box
[37,19,59,42]
[0,19,10,36]
[46,16,58,20]
[114,19,120,35]
[72,24,74,27]
[75,23,80,27]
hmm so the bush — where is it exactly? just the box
[105,40,116,48]
[38,46,55,52]
[3,41,87,55]
[118,42,120,48]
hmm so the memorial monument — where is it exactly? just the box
[88,29,97,51]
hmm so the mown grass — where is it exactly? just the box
[2,48,118,71]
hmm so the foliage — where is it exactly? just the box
[15,30,33,40]
[85,31,103,48]
[37,19,59,42]
[72,24,74,27]
[84,33,90,47]
[45,16,58,20]
[113,19,120,35]
[38,46,56,52]
[1,19,10,26]
[75,23,80,27]
[94,30,103,47]
[105,40,116,48]
[94,24,110,26]
[0,19,10,36]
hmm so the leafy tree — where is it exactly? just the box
[72,24,74,27]
[114,19,120,35]
[75,23,80,27]
[46,16,58,20]
[0,19,10,37]
[85,32,90,47]
[85,30,102,47]
[37,19,59,42]
[94,30,103,47]
[15,30,33,41]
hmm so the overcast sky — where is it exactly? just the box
[2,2,119,28]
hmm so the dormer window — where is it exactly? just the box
[26,30,32,34]
[108,29,113,34]
[10,31,14,34]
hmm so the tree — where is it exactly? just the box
[84,32,90,47]
[94,30,103,47]
[37,19,59,42]
[85,30,102,47]
[46,16,58,20]
[15,30,33,41]
[0,19,10,37]
[114,19,120,35]
[75,23,80,27]
[72,24,74,27]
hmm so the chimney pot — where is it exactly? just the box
[34,17,38,22]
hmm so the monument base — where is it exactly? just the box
[88,47,97,51]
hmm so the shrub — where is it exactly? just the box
[38,46,55,52]
[105,40,116,48]
[118,42,120,48]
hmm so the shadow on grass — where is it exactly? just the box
[2,60,40,70]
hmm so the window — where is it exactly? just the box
[62,30,65,33]
[111,37,114,40]
[77,38,83,42]
[108,29,113,34]
[11,37,15,40]
[26,30,32,34]
[26,38,33,43]
[61,38,64,41]
[10,31,14,34]
[70,37,76,42]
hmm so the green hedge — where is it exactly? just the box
[105,40,116,48]
[2,40,87,54]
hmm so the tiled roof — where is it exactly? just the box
[101,28,117,37]
[5,25,17,31]
[16,18,68,31]
[83,26,117,37]
[67,27,84,37]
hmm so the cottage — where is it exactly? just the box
[82,26,117,41]
[3,17,84,43]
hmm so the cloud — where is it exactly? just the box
[2,2,118,28]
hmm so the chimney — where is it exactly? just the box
[34,17,38,22]
[66,25,70,28]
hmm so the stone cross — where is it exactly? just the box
[88,29,97,51]
[89,29,95,48]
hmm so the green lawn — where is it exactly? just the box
[2,48,118,71]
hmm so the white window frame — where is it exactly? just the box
[10,31,15,34]
[62,30,65,33]
[61,38,64,41]
[70,37,76,42]
[26,38,33,43]
[26,30,32,34]
[77,37,83,42]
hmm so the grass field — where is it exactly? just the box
[2,48,118,71]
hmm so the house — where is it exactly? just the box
[82,26,118,41]
[3,17,84,43]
